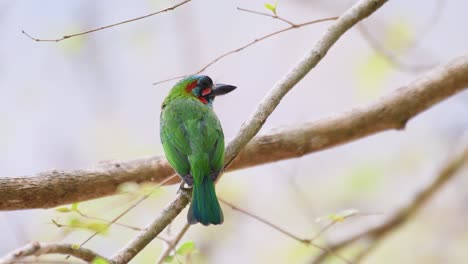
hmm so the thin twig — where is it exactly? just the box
[236,7,297,26]
[22,0,191,42]
[155,223,191,264]
[220,198,309,243]
[311,220,339,242]
[219,198,352,264]
[152,16,337,85]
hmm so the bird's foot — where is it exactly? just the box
[177,181,192,200]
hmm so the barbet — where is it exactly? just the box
[160,75,236,225]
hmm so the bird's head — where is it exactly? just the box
[163,75,236,107]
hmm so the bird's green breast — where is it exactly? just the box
[160,97,225,183]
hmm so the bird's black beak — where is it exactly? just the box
[212,84,236,96]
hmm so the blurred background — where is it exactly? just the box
[1,0,468,263]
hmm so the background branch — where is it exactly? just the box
[1,50,467,211]
[311,140,468,263]
[0,242,108,264]
[22,0,191,42]
[220,198,352,264]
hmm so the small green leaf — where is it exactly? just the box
[86,222,109,233]
[71,244,80,250]
[264,0,278,15]
[176,241,195,255]
[69,218,82,226]
[92,257,109,264]
[265,3,275,11]
[71,203,79,211]
[55,207,71,213]
[163,255,174,263]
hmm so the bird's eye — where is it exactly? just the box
[199,80,208,87]
[198,76,213,88]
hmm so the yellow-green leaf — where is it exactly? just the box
[163,255,174,263]
[92,257,109,264]
[71,203,79,211]
[265,3,275,11]
[55,207,71,213]
[176,241,195,255]
[71,244,80,250]
[264,0,278,15]
[68,218,82,226]
[86,222,109,233]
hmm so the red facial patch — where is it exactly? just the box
[201,88,212,96]
[185,80,197,93]
[198,97,208,104]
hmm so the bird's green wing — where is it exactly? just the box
[160,106,191,177]
[160,98,224,181]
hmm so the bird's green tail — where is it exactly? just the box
[188,177,223,225]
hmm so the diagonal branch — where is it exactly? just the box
[110,191,190,264]
[1,50,468,211]
[311,141,468,263]
[0,242,108,264]
[109,0,392,262]
[22,0,191,42]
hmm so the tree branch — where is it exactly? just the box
[0,242,108,264]
[22,0,191,42]
[2,50,467,211]
[110,191,190,264]
[311,140,468,263]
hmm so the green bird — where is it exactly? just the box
[160,75,236,225]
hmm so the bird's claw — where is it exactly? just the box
[177,181,192,199]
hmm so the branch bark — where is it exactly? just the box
[0,242,108,264]
[110,191,190,264]
[311,140,468,263]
